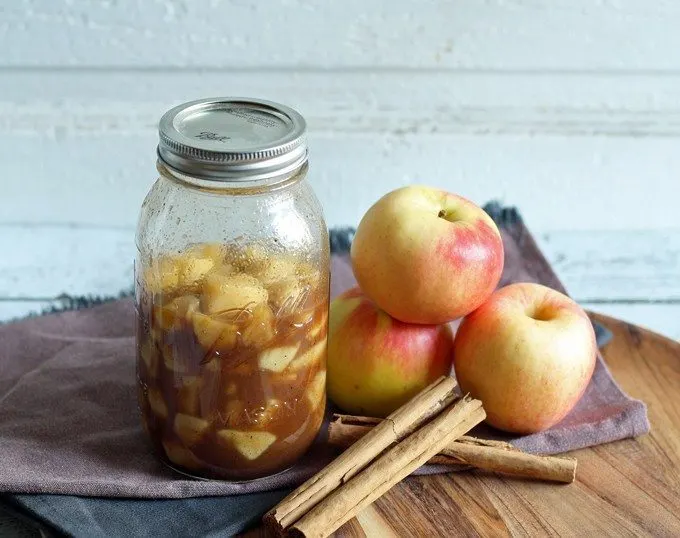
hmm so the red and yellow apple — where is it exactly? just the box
[350,186,504,324]
[452,282,597,434]
[327,287,454,417]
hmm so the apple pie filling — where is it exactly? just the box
[135,242,328,480]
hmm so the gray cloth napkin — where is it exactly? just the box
[0,317,618,538]
[0,213,649,501]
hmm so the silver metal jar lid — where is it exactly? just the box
[157,97,307,181]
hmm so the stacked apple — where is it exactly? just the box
[327,186,596,433]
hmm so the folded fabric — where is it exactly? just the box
[1,316,616,538]
[1,489,291,538]
[0,207,649,535]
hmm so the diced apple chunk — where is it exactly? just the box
[163,355,187,374]
[204,264,234,282]
[289,340,326,372]
[258,345,300,372]
[275,371,299,384]
[144,257,182,295]
[192,312,238,351]
[256,257,297,286]
[145,249,234,296]
[177,377,201,415]
[186,242,227,265]
[175,295,200,319]
[174,413,210,446]
[181,256,216,287]
[306,370,326,410]
[174,248,221,290]
[298,262,322,289]
[154,295,200,331]
[202,272,268,314]
[162,440,203,470]
[297,259,317,277]
[148,388,168,420]
[233,243,269,272]
[139,339,158,377]
[162,346,191,374]
[254,257,315,314]
[269,278,308,314]
[217,430,277,460]
[241,303,275,347]
[201,355,221,374]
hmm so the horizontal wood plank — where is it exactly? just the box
[537,230,680,302]
[0,225,677,340]
[0,225,135,300]
[2,71,679,231]
[3,1,680,70]
[3,71,680,136]
[2,133,679,231]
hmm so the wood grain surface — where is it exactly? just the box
[244,313,680,537]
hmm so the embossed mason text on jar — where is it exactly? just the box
[135,98,330,481]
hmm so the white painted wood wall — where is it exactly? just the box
[1,0,678,339]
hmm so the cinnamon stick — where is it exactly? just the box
[289,395,486,538]
[328,414,576,483]
[263,376,458,534]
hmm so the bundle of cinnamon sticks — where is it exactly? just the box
[264,377,576,537]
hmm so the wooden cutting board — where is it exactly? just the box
[247,313,680,537]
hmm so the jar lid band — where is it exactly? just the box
[157,98,307,181]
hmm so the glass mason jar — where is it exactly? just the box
[135,98,329,481]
